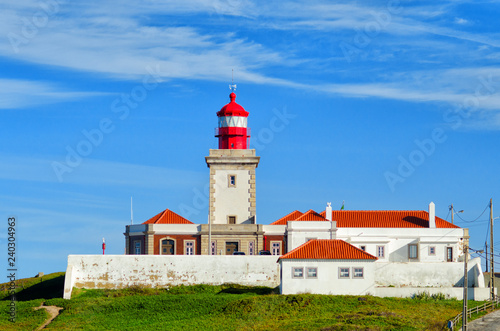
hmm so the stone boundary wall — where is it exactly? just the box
[64,255,280,299]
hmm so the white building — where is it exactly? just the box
[279,239,377,295]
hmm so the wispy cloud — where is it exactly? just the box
[0,79,106,109]
[0,154,205,188]
[1,1,500,124]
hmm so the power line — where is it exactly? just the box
[454,203,490,223]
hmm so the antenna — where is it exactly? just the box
[131,197,133,225]
[229,69,237,92]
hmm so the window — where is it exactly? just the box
[409,244,418,260]
[228,175,236,187]
[228,216,236,224]
[134,241,141,255]
[339,267,350,278]
[185,241,194,255]
[353,268,364,278]
[429,246,436,256]
[360,246,366,251]
[211,241,216,256]
[447,247,453,262]
[292,267,303,278]
[249,241,254,255]
[271,242,281,255]
[306,267,318,279]
[376,246,385,258]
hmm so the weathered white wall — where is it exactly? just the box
[374,287,492,301]
[64,255,280,299]
[374,257,483,288]
[280,259,376,295]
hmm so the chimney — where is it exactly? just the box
[326,202,332,221]
[429,202,436,228]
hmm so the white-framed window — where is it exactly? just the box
[306,267,318,279]
[429,246,436,256]
[339,267,350,279]
[360,245,366,251]
[292,267,303,278]
[271,242,281,255]
[185,240,195,255]
[228,215,236,224]
[408,244,418,260]
[377,245,385,258]
[228,174,236,187]
[249,241,254,255]
[211,241,216,256]
[134,241,141,255]
[353,268,364,279]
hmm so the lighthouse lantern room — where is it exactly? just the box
[215,92,250,149]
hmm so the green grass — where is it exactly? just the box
[0,272,498,330]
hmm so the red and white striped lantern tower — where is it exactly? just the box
[215,92,250,149]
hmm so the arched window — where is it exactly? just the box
[161,239,175,255]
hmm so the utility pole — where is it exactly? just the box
[485,241,488,273]
[463,231,469,331]
[490,198,495,300]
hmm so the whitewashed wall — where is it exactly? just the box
[336,227,464,263]
[286,221,336,252]
[374,287,492,301]
[280,259,376,295]
[374,257,484,288]
[64,255,279,299]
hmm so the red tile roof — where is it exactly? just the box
[319,210,459,228]
[143,209,193,225]
[295,209,328,221]
[270,210,303,225]
[279,239,377,260]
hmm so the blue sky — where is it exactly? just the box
[1,0,500,278]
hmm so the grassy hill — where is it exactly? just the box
[0,272,492,330]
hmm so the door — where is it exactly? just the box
[226,242,238,255]
[447,247,453,262]
[162,239,175,255]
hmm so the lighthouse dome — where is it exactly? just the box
[217,92,249,117]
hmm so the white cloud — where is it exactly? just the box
[0,153,205,188]
[0,79,107,109]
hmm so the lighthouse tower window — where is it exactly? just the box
[228,175,236,187]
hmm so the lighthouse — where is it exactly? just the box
[203,91,263,255]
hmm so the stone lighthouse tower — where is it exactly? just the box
[202,92,263,255]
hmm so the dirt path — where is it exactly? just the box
[34,304,63,330]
